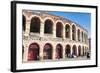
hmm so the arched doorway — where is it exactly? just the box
[22,15,26,31]
[56,22,63,38]
[56,44,63,59]
[72,25,76,40]
[65,44,71,58]
[72,45,77,57]
[43,43,53,59]
[44,19,53,34]
[65,24,70,38]
[30,17,40,33]
[28,43,39,61]
[78,46,81,56]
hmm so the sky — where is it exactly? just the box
[48,11,91,37]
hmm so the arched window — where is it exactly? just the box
[65,24,70,38]
[78,45,81,56]
[44,19,53,34]
[72,45,77,57]
[56,22,63,38]
[30,17,40,33]
[43,43,53,59]
[65,44,71,58]
[28,43,39,61]
[22,15,26,31]
[72,25,76,40]
[77,29,80,41]
[56,44,63,59]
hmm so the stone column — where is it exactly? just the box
[39,43,43,60]
[53,46,56,60]
[40,21,44,37]
[63,25,66,39]
[70,25,72,40]
[53,24,56,38]
[76,28,78,41]
[24,18,31,37]
[81,46,83,56]
[23,43,29,62]
[63,46,65,59]
[83,33,84,43]
[70,46,73,56]
[76,45,78,56]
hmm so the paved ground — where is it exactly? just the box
[23,56,90,63]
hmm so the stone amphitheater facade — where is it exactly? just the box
[22,10,89,62]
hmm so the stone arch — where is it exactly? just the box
[65,44,71,58]
[43,43,53,59]
[28,43,40,61]
[30,17,40,33]
[72,24,76,41]
[65,24,70,38]
[56,22,63,38]
[77,29,80,41]
[56,44,63,59]
[72,45,77,57]
[44,19,53,34]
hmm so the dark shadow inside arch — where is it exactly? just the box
[56,44,63,59]
[65,45,71,58]
[22,15,26,31]
[78,46,81,56]
[78,29,80,41]
[28,43,40,61]
[44,19,53,34]
[56,22,63,38]
[30,17,40,33]
[43,43,53,59]
[72,45,77,57]
[65,24,70,38]
[72,25,76,40]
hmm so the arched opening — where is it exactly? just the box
[82,31,83,42]
[78,46,81,56]
[77,29,80,41]
[72,25,76,40]
[56,22,63,38]
[44,19,53,34]
[65,24,70,38]
[56,44,63,59]
[28,43,39,61]
[22,15,26,31]
[65,44,71,58]
[43,43,53,59]
[72,45,77,57]
[30,17,40,33]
